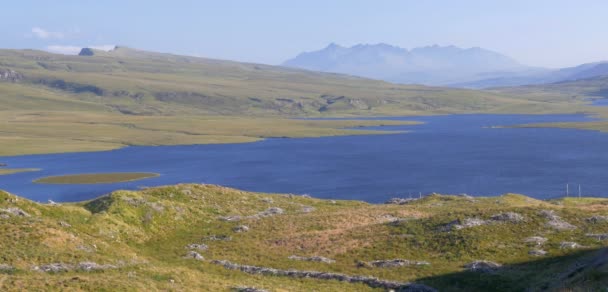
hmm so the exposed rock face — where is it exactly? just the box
[366,259,430,268]
[203,235,232,241]
[78,48,95,56]
[0,69,24,82]
[540,210,576,231]
[212,260,437,291]
[464,260,502,273]
[288,255,335,264]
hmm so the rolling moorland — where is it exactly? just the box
[0,46,601,156]
[1,184,608,291]
[2,47,608,291]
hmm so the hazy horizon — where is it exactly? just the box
[3,0,608,68]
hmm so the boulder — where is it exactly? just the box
[233,225,250,233]
[491,212,524,223]
[184,251,204,261]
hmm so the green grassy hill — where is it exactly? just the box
[0,184,607,291]
[0,47,580,117]
[0,47,595,156]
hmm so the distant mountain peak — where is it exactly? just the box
[283,43,529,85]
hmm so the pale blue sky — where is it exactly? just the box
[3,0,607,68]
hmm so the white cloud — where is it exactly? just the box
[45,45,116,55]
[31,27,64,39]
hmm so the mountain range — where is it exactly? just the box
[283,43,608,88]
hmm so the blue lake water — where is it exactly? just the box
[0,114,606,203]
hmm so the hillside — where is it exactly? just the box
[283,43,532,86]
[0,184,607,291]
[0,46,588,157]
[456,61,608,89]
[0,47,569,117]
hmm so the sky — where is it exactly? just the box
[3,0,608,68]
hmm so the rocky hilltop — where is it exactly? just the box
[0,184,606,291]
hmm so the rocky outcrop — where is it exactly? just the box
[586,233,608,240]
[491,212,524,223]
[288,255,335,264]
[186,244,208,251]
[220,207,285,222]
[233,225,250,233]
[0,69,24,82]
[364,259,430,268]
[385,198,420,205]
[33,262,117,272]
[0,207,31,217]
[184,251,204,261]
[524,236,548,246]
[464,260,502,273]
[540,210,576,231]
[529,249,547,256]
[586,216,608,224]
[560,242,581,249]
[211,260,437,291]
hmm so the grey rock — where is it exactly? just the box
[524,236,548,246]
[186,243,208,251]
[0,69,24,82]
[78,262,117,271]
[301,206,315,213]
[367,259,430,268]
[260,198,274,204]
[491,212,524,223]
[0,264,14,272]
[0,207,31,217]
[586,233,608,240]
[233,225,249,233]
[385,198,420,205]
[203,235,232,241]
[34,263,72,273]
[232,287,269,292]
[560,241,581,249]
[59,221,72,227]
[586,216,608,224]
[288,255,335,264]
[529,249,547,256]
[539,210,576,230]
[184,251,204,261]
[464,260,502,273]
[212,259,437,291]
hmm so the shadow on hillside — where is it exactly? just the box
[417,248,608,291]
